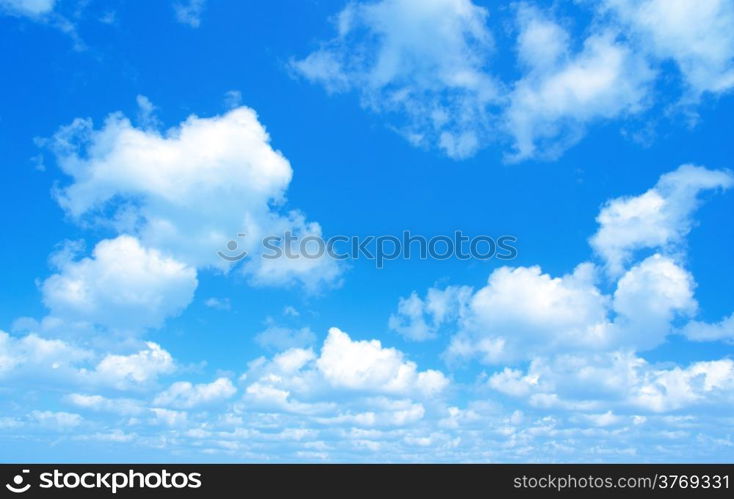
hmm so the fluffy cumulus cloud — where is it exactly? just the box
[241,327,448,424]
[4,320,734,460]
[316,327,448,395]
[389,164,734,420]
[42,235,197,332]
[297,0,734,160]
[438,255,696,364]
[50,100,341,290]
[0,333,175,390]
[292,0,499,159]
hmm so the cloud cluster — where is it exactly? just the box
[293,0,499,159]
[42,236,197,332]
[243,327,448,415]
[390,164,730,363]
[38,99,343,341]
[295,0,734,159]
[389,164,734,417]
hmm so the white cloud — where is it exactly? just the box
[488,352,734,413]
[292,0,499,159]
[298,1,734,160]
[633,359,734,411]
[317,327,449,396]
[239,327,449,427]
[94,342,175,389]
[50,101,342,290]
[65,393,144,415]
[0,331,178,391]
[316,398,426,427]
[150,407,188,427]
[30,410,82,429]
[505,5,654,160]
[601,0,734,95]
[154,377,236,408]
[0,330,91,378]
[445,263,613,363]
[204,297,231,310]
[42,235,197,332]
[382,165,730,364]
[590,164,733,275]
[173,0,206,28]
[0,0,55,17]
[74,429,136,443]
[681,313,734,342]
[611,254,697,349]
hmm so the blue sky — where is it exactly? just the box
[1,0,734,462]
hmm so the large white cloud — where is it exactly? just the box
[316,327,448,395]
[446,263,610,363]
[388,165,728,366]
[297,1,734,160]
[601,0,734,95]
[441,255,695,363]
[292,0,499,159]
[50,101,341,290]
[42,235,197,332]
[240,327,449,427]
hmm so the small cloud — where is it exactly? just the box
[283,306,299,317]
[205,297,231,311]
[223,90,242,109]
[173,0,206,28]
